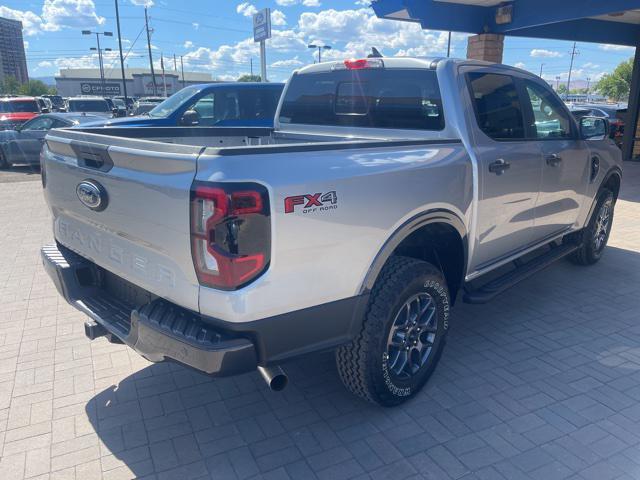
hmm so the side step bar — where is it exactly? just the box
[463,242,580,304]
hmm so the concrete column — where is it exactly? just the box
[466,33,504,63]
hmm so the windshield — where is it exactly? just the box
[279,68,444,130]
[0,100,39,113]
[68,100,110,112]
[148,86,201,117]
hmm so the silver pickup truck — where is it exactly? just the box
[41,58,621,406]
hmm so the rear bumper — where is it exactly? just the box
[41,243,257,376]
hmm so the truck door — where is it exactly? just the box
[520,79,590,239]
[465,70,544,272]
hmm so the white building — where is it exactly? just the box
[55,67,214,98]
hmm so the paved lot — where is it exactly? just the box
[1,164,640,480]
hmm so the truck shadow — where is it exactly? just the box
[85,245,640,479]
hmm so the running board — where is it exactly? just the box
[463,242,580,304]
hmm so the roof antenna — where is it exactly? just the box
[368,47,383,58]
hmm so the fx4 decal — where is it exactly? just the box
[284,191,338,214]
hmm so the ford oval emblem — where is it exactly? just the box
[76,180,108,211]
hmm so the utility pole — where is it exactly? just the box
[447,31,451,57]
[555,75,560,91]
[586,76,591,101]
[566,41,579,98]
[539,63,544,77]
[160,53,167,97]
[114,0,128,105]
[250,58,253,76]
[173,53,177,71]
[145,6,157,96]
[180,55,185,88]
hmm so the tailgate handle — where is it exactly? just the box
[70,141,113,172]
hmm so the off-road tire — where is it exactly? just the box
[568,188,614,266]
[336,256,450,407]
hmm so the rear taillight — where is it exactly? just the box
[334,58,384,71]
[190,182,270,290]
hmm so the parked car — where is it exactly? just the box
[41,57,621,406]
[131,101,157,116]
[104,97,127,117]
[42,94,66,112]
[86,83,284,128]
[571,103,626,148]
[113,95,135,114]
[0,96,40,130]
[36,97,52,113]
[65,96,113,118]
[0,113,101,168]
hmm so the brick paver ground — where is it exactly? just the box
[0,164,640,479]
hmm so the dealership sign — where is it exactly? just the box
[80,82,121,95]
[253,8,271,42]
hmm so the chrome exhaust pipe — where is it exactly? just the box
[257,365,288,391]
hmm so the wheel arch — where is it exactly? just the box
[583,167,622,229]
[359,209,468,305]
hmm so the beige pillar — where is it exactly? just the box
[466,34,505,63]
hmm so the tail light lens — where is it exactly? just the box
[190,182,270,290]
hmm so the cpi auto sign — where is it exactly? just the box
[253,8,271,42]
[80,82,121,95]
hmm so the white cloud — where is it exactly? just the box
[272,10,287,26]
[192,22,199,30]
[514,62,526,69]
[530,49,562,58]
[38,61,53,68]
[599,44,634,51]
[236,2,258,17]
[184,40,194,48]
[41,0,105,32]
[271,57,303,68]
[130,0,154,6]
[582,62,600,69]
[0,6,44,36]
[276,0,321,6]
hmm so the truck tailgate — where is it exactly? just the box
[42,129,203,311]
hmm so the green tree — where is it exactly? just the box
[595,58,633,101]
[18,80,56,96]
[0,76,21,94]
[237,74,262,82]
[557,84,568,96]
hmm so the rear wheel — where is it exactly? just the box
[336,256,450,406]
[569,189,614,265]
[0,150,8,169]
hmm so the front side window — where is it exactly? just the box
[22,116,54,130]
[523,80,573,139]
[467,72,524,140]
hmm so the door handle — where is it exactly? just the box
[545,153,562,166]
[488,159,510,175]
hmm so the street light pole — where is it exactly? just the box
[539,63,544,77]
[307,44,332,63]
[83,30,113,96]
[114,0,128,106]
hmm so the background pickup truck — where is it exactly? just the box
[41,57,621,406]
[85,82,284,129]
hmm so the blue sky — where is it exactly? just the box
[2,0,636,85]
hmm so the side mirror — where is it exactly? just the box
[180,110,200,126]
[580,116,609,140]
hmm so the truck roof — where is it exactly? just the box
[294,57,511,75]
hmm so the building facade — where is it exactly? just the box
[0,17,29,85]
[55,68,214,98]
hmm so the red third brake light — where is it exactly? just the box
[343,58,384,70]
[190,182,271,290]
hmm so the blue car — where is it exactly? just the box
[85,82,284,128]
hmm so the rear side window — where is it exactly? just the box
[279,69,444,130]
[467,72,525,140]
[522,80,573,139]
